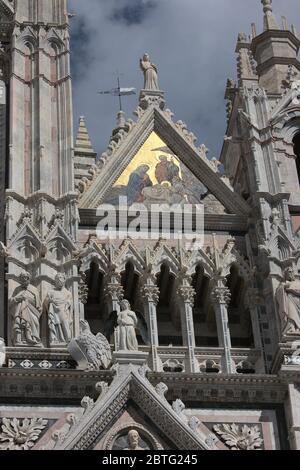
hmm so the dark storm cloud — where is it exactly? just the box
[110,0,157,26]
[68,0,300,159]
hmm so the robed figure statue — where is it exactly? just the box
[10,272,42,347]
[104,300,148,351]
[140,53,159,91]
[276,267,300,335]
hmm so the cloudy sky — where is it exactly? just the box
[68,0,299,159]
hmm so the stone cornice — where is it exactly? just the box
[6,190,78,205]
[148,372,288,404]
[251,30,300,56]
[78,209,248,232]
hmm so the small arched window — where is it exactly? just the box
[293,133,300,183]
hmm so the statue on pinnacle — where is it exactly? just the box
[140,53,159,91]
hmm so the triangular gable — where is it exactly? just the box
[55,366,211,450]
[79,107,250,216]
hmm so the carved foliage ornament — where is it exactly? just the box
[213,423,263,450]
[0,417,48,450]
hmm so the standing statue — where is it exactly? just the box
[276,267,300,335]
[140,53,159,91]
[44,273,73,346]
[104,300,148,351]
[10,272,42,347]
[68,320,112,370]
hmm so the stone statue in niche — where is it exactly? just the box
[113,429,151,451]
[140,53,159,91]
[68,320,112,370]
[10,272,43,347]
[104,300,148,351]
[44,273,73,346]
[276,267,300,335]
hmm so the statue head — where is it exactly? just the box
[120,299,131,311]
[143,53,150,62]
[19,271,31,288]
[55,273,66,289]
[158,155,168,163]
[284,267,295,282]
[127,429,140,449]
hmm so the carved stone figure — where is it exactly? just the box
[276,267,300,335]
[105,300,148,351]
[115,300,139,351]
[44,273,73,346]
[140,53,159,91]
[68,320,112,370]
[124,429,144,451]
[10,272,42,347]
[0,338,5,367]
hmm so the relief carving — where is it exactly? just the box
[0,418,48,450]
[213,423,263,450]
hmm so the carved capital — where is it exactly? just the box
[142,284,160,304]
[104,283,124,302]
[177,285,195,304]
[211,287,231,306]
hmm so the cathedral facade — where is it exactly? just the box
[0,0,300,451]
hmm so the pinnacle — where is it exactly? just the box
[261,0,279,31]
[75,116,96,155]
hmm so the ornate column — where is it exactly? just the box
[177,276,199,373]
[141,281,162,372]
[211,284,235,374]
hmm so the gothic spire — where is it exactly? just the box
[75,116,96,155]
[261,0,279,31]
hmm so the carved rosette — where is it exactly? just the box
[142,285,160,304]
[211,287,231,306]
[0,417,48,450]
